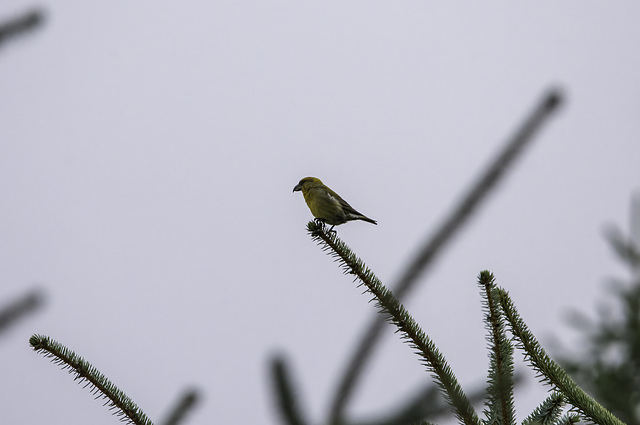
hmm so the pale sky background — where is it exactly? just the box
[1,2,639,425]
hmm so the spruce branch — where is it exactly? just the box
[555,413,581,425]
[328,88,564,425]
[29,334,154,425]
[495,290,625,425]
[522,392,565,425]
[308,222,480,425]
[478,271,515,425]
[557,199,640,423]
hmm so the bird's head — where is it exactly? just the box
[293,177,323,193]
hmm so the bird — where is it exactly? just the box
[293,177,377,228]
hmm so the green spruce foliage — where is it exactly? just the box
[29,335,155,425]
[558,205,640,424]
[295,221,625,425]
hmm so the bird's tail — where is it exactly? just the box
[357,215,377,225]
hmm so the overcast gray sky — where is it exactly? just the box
[1,2,639,425]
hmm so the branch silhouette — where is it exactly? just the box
[0,8,45,49]
[0,289,44,336]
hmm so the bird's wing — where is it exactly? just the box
[328,189,365,216]
[323,189,345,209]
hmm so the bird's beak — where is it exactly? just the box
[293,184,302,192]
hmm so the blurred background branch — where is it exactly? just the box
[160,388,201,425]
[0,7,45,50]
[270,355,309,425]
[0,288,45,337]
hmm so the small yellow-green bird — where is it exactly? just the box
[293,177,377,227]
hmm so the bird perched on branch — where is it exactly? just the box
[293,177,377,228]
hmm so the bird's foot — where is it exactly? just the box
[314,218,330,232]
